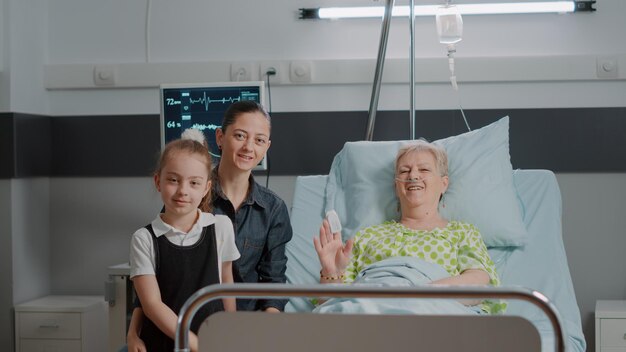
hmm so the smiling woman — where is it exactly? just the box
[394,142,449,227]
[211,101,293,312]
[215,102,271,185]
[313,139,505,314]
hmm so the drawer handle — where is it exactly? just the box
[39,323,59,329]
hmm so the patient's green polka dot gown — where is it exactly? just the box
[345,221,506,314]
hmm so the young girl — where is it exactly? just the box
[129,129,240,352]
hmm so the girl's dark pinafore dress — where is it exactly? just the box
[139,224,223,352]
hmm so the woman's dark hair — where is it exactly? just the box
[221,100,271,133]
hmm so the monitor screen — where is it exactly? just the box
[160,81,266,170]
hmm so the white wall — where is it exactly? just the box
[0,0,50,348]
[0,0,3,71]
[43,0,626,115]
[1,1,625,351]
[0,178,52,351]
[0,180,14,351]
[3,0,47,114]
[49,177,159,293]
[2,0,49,296]
[557,173,626,347]
[0,0,10,111]
[11,178,51,302]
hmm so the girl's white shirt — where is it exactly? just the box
[130,209,240,283]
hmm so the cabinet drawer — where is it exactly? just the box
[20,338,81,352]
[19,312,81,339]
[601,319,626,347]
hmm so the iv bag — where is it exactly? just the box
[436,5,463,44]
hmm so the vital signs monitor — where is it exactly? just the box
[159,81,267,170]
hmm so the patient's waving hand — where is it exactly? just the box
[313,219,353,279]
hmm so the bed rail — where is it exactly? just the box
[174,283,566,352]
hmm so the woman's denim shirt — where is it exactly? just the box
[211,172,293,311]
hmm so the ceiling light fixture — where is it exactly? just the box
[299,1,595,19]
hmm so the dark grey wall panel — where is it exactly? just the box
[506,108,626,172]
[268,111,368,175]
[0,113,51,178]
[0,114,15,178]
[50,115,160,177]
[14,113,51,177]
[1,108,625,178]
[269,108,626,174]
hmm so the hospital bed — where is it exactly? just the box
[281,170,584,352]
[281,117,586,352]
[175,117,586,352]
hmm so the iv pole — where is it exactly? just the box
[365,0,394,141]
[365,0,416,141]
[409,0,416,140]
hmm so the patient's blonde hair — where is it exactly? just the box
[395,140,449,177]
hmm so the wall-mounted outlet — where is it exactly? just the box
[596,56,619,79]
[93,65,117,86]
[260,61,282,83]
[230,62,254,81]
[290,61,312,83]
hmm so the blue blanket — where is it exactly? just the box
[313,257,480,315]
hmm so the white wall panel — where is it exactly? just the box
[0,180,14,351]
[558,173,626,350]
[11,178,51,302]
[43,0,626,115]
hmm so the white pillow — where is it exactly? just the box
[324,116,527,248]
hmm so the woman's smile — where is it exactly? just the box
[406,184,424,191]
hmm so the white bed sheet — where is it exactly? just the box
[285,169,585,352]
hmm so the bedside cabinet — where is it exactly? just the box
[596,300,626,352]
[15,295,108,352]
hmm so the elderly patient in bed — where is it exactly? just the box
[313,140,506,314]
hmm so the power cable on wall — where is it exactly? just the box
[145,0,152,63]
[264,69,276,189]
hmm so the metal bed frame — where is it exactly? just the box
[174,283,566,352]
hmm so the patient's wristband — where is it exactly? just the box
[320,270,344,281]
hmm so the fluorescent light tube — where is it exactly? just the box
[317,1,575,19]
